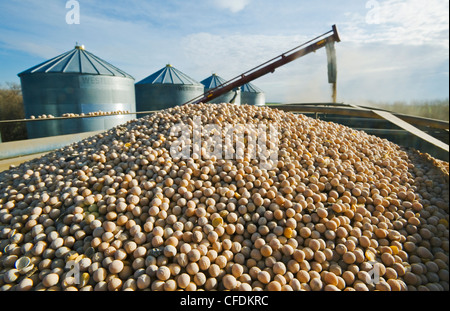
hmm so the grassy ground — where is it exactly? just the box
[368,99,449,121]
[267,99,449,122]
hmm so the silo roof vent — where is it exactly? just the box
[75,43,85,50]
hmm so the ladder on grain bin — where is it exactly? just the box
[184,25,340,105]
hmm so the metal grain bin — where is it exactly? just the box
[200,74,241,105]
[240,82,265,106]
[135,64,204,114]
[18,44,136,139]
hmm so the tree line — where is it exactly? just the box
[0,83,27,142]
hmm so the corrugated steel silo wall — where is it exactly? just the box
[135,84,204,113]
[20,73,136,139]
[240,92,265,106]
[205,88,241,105]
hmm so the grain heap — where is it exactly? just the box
[0,103,448,291]
[61,110,131,118]
[30,114,56,119]
[29,110,131,120]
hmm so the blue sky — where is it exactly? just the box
[0,0,448,103]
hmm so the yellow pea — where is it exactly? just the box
[212,217,223,228]
[284,227,294,239]
[390,246,399,255]
[438,219,448,228]
[365,250,375,262]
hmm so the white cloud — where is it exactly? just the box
[341,0,449,47]
[213,0,251,13]
[180,32,308,74]
[0,0,448,103]
[179,32,333,102]
[179,26,449,103]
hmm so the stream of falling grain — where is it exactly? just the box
[331,82,337,103]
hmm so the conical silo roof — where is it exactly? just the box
[200,73,227,89]
[18,44,133,79]
[137,64,201,85]
[241,82,263,93]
